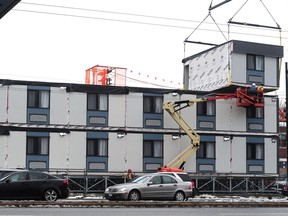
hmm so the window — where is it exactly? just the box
[197,142,215,159]
[247,54,264,71]
[87,139,108,156]
[143,96,163,114]
[27,137,49,155]
[151,176,162,184]
[247,143,264,159]
[247,107,264,118]
[28,90,49,108]
[197,101,215,116]
[162,176,177,184]
[87,93,108,111]
[28,172,48,180]
[143,140,163,157]
[9,172,27,182]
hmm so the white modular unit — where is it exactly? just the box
[7,85,27,123]
[126,92,143,128]
[50,132,86,170]
[0,132,26,168]
[265,138,277,174]
[68,92,87,125]
[109,94,125,126]
[50,87,69,124]
[65,132,86,169]
[230,137,247,173]
[264,96,278,133]
[50,88,86,125]
[0,86,7,123]
[183,40,283,92]
[108,133,143,172]
[216,97,246,131]
[215,137,247,174]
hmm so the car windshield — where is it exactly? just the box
[0,172,15,181]
[132,175,151,183]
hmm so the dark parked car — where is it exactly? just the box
[0,170,69,202]
[104,172,193,201]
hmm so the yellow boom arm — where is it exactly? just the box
[163,98,207,169]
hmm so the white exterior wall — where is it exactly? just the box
[69,92,86,125]
[66,132,86,169]
[187,42,230,91]
[49,133,68,169]
[126,92,143,127]
[50,87,69,124]
[108,92,144,172]
[231,137,247,173]
[264,97,278,133]
[50,132,86,170]
[265,138,277,174]
[231,53,246,84]
[50,88,86,125]
[216,137,246,174]
[216,98,246,131]
[8,85,27,123]
[265,57,278,87]
[215,137,231,173]
[0,132,26,168]
[109,94,125,126]
[108,133,143,172]
[0,86,7,123]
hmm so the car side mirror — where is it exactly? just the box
[5,179,11,184]
[147,182,153,186]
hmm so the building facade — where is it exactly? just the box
[0,41,284,191]
[0,80,279,177]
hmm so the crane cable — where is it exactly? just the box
[227,0,283,86]
[184,0,228,58]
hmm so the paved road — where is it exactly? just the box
[0,207,288,216]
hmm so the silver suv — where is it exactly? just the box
[105,172,193,201]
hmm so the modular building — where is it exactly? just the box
[0,40,284,193]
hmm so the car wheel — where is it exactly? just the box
[174,191,185,201]
[128,190,140,201]
[44,189,58,202]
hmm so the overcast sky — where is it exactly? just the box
[0,0,287,97]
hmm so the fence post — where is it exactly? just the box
[84,177,88,197]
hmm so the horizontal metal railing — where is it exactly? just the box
[45,168,282,195]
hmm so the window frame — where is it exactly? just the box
[247,106,264,119]
[87,93,108,111]
[197,100,215,116]
[27,90,50,108]
[143,96,163,114]
[197,141,215,159]
[143,140,163,158]
[247,54,264,71]
[27,137,49,156]
[87,138,108,157]
[247,143,264,160]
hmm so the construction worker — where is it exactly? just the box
[250,83,257,91]
[126,168,134,181]
[257,84,264,91]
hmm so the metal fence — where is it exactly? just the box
[48,169,282,195]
